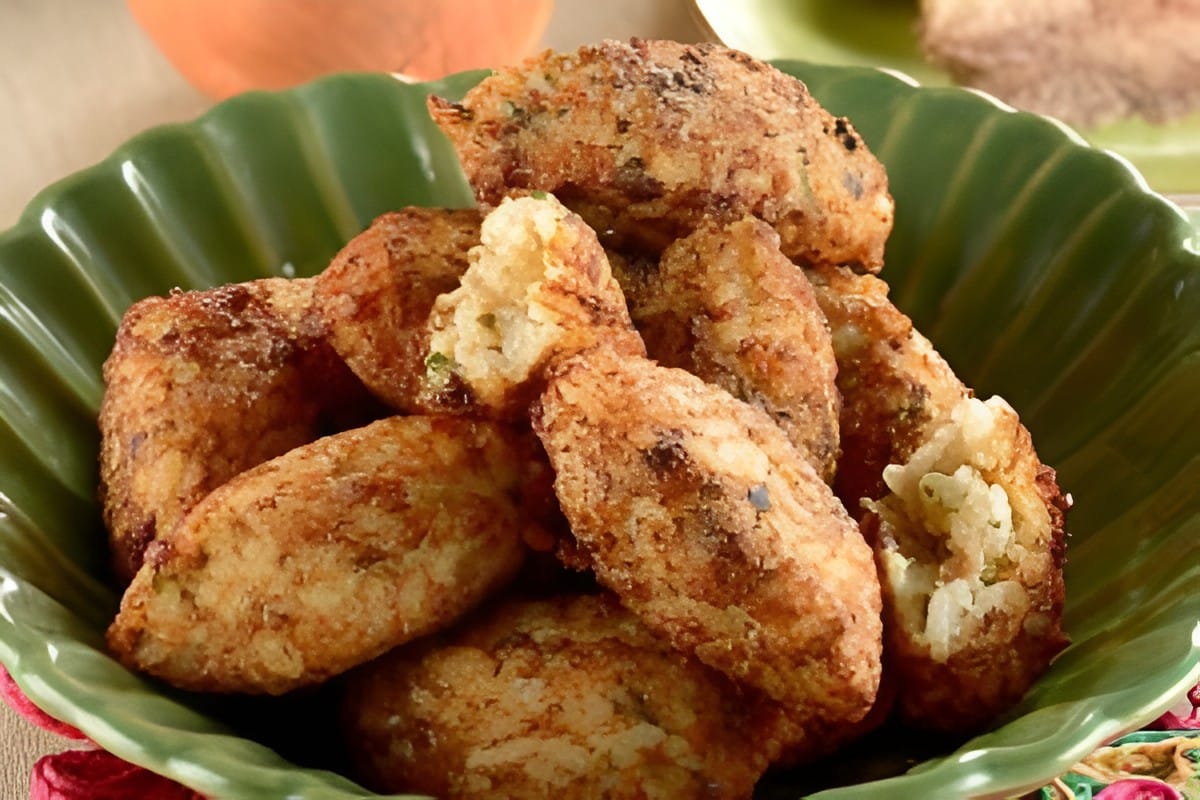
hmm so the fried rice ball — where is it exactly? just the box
[424,194,644,419]
[98,277,378,584]
[341,592,781,799]
[313,207,482,412]
[805,265,1069,731]
[533,346,882,725]
[107,415,549,695]
[428,38,894,271]
[615,216,841,482]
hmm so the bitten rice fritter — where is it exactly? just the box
[314,207,482,413]
[425,195,644,419]
[428,38,894,271]
[805,264,1069,731]
[108,416,549,695]
[342,593,781,799]
[615,216,841,482]
[98,277,378,583]
[863,396,1069,732]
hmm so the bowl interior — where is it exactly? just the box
[0,63,1197,799]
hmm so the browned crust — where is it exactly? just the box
[342,593,776,799]
[313,207,482,412]
[804,265,968,518]
[616,217,842,482]
[532,345,882,726]
[98,277,378,583]
[429,38,893,271]
[107,416,544,695]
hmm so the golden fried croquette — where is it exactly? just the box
[863,396,1069,732]
[805,265,1069,731]
[98,277,378,583]
[428,38,894,271]
[313,207,482,412]
[107,415,548,695]
[534,345,882,726]
[424,194,644,418]
[616,216,841,482]
[342,593,780,799]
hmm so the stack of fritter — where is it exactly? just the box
[99,39,1069,799]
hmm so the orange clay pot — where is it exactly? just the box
[127,0,554,98]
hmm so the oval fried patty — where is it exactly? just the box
[616,216,841,482]
[805,264,1069,732]
[533,345,882,726]
[107,415,548,694]
[98,277,377,583]
[429,38,894,270]
[342,593,777,799]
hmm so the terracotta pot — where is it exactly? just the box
[127,0,554,98]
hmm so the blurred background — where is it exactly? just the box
[0,0,707,229]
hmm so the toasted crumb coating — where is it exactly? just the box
[803,265,968,517]
[98,277,378,584]
[425,194,644,419]
[107,415,547,695]
[863,397,1069,731]
[313,207,482,412]
[533,345,882,726]
[806,265,1069,732]
[429,38,894,271]
[616,216,841,482]
[342,593,778,799]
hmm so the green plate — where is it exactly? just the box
[692,0,1200,194]
[0,61,1197,800]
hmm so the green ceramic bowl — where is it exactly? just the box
[692,0,1200,194]
[0,62,1197,800]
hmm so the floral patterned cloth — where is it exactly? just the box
[1027,686,1200,800]
[1031,730,1200,799]
[3,663,1198,799]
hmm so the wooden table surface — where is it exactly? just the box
[0,3,705,794]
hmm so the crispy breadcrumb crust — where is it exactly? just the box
[429,38,894,271]
[98,277,378,584]
[342,593,777,799]
[533,345,882,726]
[616,216,841,482]
[804,265,969,517]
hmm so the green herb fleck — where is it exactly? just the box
[424,351,458,389]
[530,190,550,200]
[478,312,497,329]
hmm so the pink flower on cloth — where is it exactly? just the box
[2,666,203,800]
[1093,778,1183,799]
[32,749,206,800]
[0,667,87,741]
